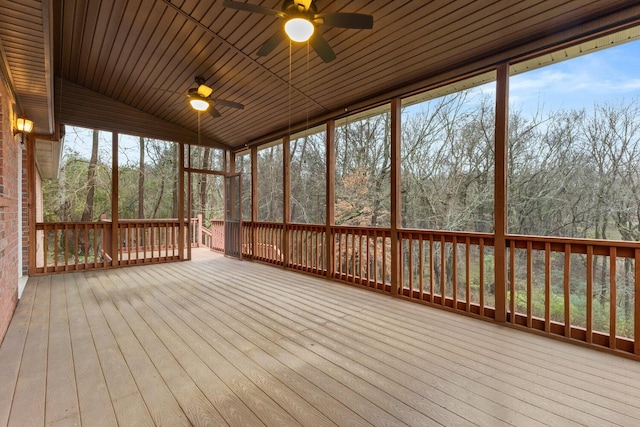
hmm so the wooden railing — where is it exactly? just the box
[250,222,284,265]
[35,219,193,274]
[201,219,224,252]
[238,222,638,358]
[116,219,185,266]
[506,234,639,354]
[288,224,327,275]
[331,226,392,291]
[35,222,113,273]
[37,217,637,356]
[398,230,496,317]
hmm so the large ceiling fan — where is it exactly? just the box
[223,0,374,62]
[184,77,244,118]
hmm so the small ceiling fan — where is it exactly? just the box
[184,77,245,117]
[223,0,374,62]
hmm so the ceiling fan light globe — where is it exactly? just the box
[285,18,314,42]
[189,97,209,111]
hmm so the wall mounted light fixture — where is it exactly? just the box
[14,117,34,144]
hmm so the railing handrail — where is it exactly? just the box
[507,233,640,249]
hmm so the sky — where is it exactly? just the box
[509,39,640,113]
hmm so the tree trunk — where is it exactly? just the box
[171,143,178,218]
[199,148,210,220]
[81,130,99,222]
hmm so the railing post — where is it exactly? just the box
[494,62,509,322]
[197,214,203,247]
[326,120,335,279]
[390,97,402,296]
[635,249,640,356]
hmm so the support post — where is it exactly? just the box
[494,62,509,322]
[283,136,291,267]
[229,151,236,174]
[390,98,402,296]
[326,120,335,279]
[251,145,258,259]
[178,143,186,260]
[111,132,119,267]
[27,134,37,276]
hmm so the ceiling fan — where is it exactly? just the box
[223,0,374,62]
[183,77,244,117]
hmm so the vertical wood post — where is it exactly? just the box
[390,97,402,296]
[229,151,236,174]
[251,145,258,259]
[178,143,186,260]
[326,120,336,279]
[494,62,509,323]
[27,134,37,276]
[634,249,640,356]
[197,213,203,247]
[283,136,291,267]
[111,132,119,267]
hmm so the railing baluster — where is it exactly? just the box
[635,248,640,356]
[479,238,485,317]
[610,247,617,350]
[43,225,48,272]
[408,234,413,295]
[64,224,69,271]
[382,233,387,288]
[544,242,551,333]
[527,241,533,329]
[429,235,434,302]
[350,231,356,283]
[440,235,446,307]
[466,237,471,313]
[509,241,515,323]
[373,232,378,288]
[586,245,593,344]
[419,234,424,300]
[54,224,59,270]
[564,243,571,337]
[365,230,371,286]
[358,229,364,286]
[453,236,458,310]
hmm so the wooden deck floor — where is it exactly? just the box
[1,249,640,426]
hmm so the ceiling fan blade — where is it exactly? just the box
[208,106,222,118]
[317,12,373,29]
[257,29,286,56]
[223,0,281,16]
[214,98,244,109]
[310,34,336,63]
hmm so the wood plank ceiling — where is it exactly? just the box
[4,1,640,150]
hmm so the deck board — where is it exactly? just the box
[63,271,118,426]
[1,249,640,427]
[9,275,51,427]
[45,273,80,426]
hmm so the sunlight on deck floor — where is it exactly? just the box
[1,248,639,426]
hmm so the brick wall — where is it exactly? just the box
[0,83,19,344]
